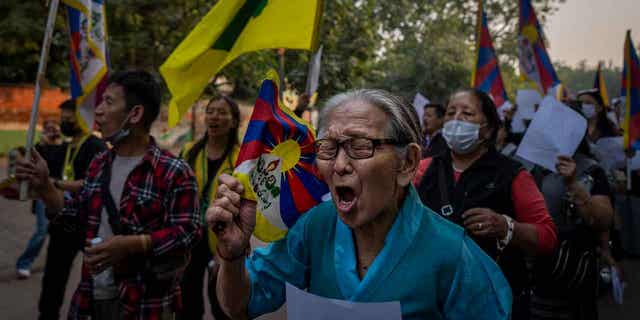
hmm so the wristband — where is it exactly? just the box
[497,215,514,251]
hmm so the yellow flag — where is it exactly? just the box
[160,0,323,127]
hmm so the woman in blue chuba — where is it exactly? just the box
[178,96,240,320]
[207,89,512,319]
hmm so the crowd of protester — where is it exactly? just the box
[8,69,635,319]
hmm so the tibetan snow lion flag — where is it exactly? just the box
[64,0,109,131]
[235,71,329,242]
[518,0,560,95]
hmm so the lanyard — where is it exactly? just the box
[62,135,90,181]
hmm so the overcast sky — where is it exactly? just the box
[546,0,640,68]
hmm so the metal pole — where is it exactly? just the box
[278,48,285,100]
[20,0,60,200]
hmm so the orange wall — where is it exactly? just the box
[0,85,67,123]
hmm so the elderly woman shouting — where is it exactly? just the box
[206,89,511,319]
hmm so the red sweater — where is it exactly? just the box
[414,158,557,255]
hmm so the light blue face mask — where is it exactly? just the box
[582,103,596,119]
[442,120,485,154]
[104,112,132,145]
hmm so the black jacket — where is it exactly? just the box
[416,148,528,293]
[422,132,448,158]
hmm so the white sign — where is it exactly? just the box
[512,89,542,133]
[305,45,323,95]
[593,137,626,171]
[515,96,587,172]
[413,93,430,127]
[630,153,640,171]
[286,283,402,320]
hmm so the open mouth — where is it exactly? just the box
[335,186,357,213]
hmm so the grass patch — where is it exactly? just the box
[0,130,39,156]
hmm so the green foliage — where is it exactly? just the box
[556,60,622,102]
[0,130,38,156]
[2,0,569,108]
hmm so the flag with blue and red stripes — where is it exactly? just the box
[472,0,509,108]
[622,30,640,151]
[65,0,109,131]
[518,0,560,94]
[234,71,329,242]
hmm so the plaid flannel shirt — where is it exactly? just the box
[60,139,201,319]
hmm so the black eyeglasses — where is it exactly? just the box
[314,137,405,160]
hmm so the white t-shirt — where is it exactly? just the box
[92,155,142,300]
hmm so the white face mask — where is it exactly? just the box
[582,103,596,119]
[442,120,484,154]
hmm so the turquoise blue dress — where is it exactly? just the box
[246,186,512,319]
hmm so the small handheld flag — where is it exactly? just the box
[234,70,329,242]
[622,30,640,151]
[518,0,560,94]
[471,0,509,108]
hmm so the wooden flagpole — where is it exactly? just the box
[20,0,61,200]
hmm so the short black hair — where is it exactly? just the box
[59,99,76,112]
[424,103,445,118]
[107,70,161,130]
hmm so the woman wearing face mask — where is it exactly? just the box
[414,89,558,320]
[178,96,240,320]
[577,89,620,143]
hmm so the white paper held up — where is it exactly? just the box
[512,89,542,133]
[413,93,430,127]
[594,137,626,171]
[515,96,587,172]
[286,283,402,320]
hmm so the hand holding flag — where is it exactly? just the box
[208,71,329,243]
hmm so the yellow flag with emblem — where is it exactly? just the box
[160,0,323,127]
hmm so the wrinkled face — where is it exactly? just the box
[423,107,443,134]
[316,101,403,229]
[578,94,603,114]
[205,99,235,140]
[95,84,131,138]
[444,92,492,141]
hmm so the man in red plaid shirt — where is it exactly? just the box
[16,70,202,319]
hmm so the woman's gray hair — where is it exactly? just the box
[318,89,424,147]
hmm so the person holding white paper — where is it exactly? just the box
[577,89,620,143]
[207,89,512,319]
[532,135,614,320]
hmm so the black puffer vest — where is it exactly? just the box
[417,148,528,293]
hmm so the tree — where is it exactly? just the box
[0,0,565,106]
